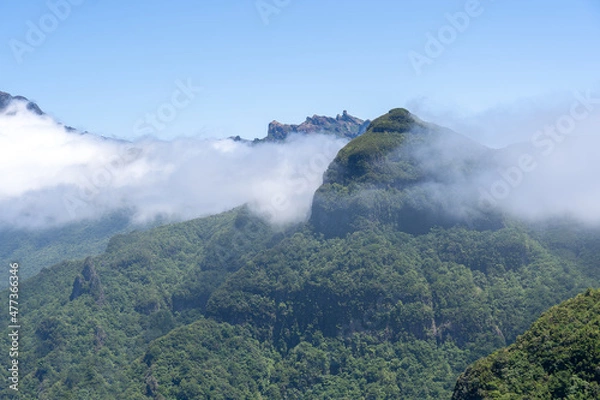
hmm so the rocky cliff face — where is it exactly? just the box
[264,110,370,141]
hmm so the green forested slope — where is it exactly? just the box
[2,219,596,399]
[0,211,137,289]
[0,207,276,399]
[452,289,600,400]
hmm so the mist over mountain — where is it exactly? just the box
[1,91,598,235]
[2,0,598,397]
[0,92,349,230]
[1,97,600,399]
[0,92,353,286]
[310,106,600,238]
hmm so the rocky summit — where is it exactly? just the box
[264,110,371,141]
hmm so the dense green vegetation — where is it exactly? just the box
[1,211,597,399]
[452,288,600,399]
[0,211,135,289]
[0,206,277,399]
[0,108,598,399]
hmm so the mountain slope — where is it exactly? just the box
[1,108,599,399]
[452,288,600,399]
[310,108,501,237]
[0,206,277,398]
[3,216,597,398]
[0,212,135,289]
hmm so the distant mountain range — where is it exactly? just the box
[265,110,370,141]
[1,90,369,143]
[231,110,370,143]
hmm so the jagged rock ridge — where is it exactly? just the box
[264,110,370,141]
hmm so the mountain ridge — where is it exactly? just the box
[0,90,44,116]
[265,110,370,141]
[229,110,370,143]
[1,103,599,399]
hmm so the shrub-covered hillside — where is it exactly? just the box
[452,288,600,399]
[1,215,598,399]
[0,212,135,289]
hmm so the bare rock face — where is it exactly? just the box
[69,257,105,305]
[265,110,370,141]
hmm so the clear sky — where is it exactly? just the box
[1,0,599,140]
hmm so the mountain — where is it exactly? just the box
[0,91,44,116]
[0,90,90,134]
[267,110,370,141]
[1,107,599,399]
[0,92,137,287]
[310,108,503,237]
[256,110,369,142]
[452,288,600,399]
[0,92,360,289]
[230,110,370,143]
[0,212,136,289]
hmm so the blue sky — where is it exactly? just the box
[1,0,599,141]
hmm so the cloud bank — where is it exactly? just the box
[407,89,600,226]
[0,100,347,229]
[2,91,599,232]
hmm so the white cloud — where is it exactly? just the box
[0,100,347,229]
[406,91,600,226]
[4,92,598,231]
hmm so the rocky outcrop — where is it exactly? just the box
[69,257,106,305]
[264,110,370,141]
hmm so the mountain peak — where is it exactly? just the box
[319,108,431,187]
[264,111,370,142]
[309,108,501,237]
[0,90,44,115]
